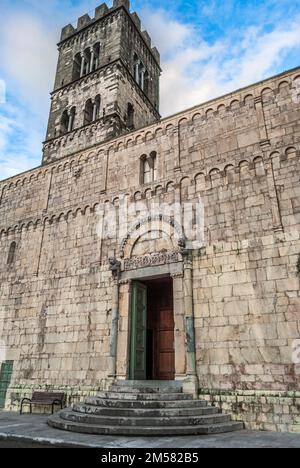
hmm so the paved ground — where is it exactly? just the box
[0,411,299,448]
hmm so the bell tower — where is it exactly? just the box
[42,0,161,164]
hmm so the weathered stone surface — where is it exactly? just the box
[0,2,299,435]
[47,382,243,435]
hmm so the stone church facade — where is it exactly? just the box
[0,0,300,432]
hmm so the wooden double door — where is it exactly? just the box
[129,278,175,381]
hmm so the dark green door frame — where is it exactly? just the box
[129,282,147,380]
[0,361,13,408]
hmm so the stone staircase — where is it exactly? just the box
[48,381,243,436]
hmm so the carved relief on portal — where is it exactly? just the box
[124,251,179,271]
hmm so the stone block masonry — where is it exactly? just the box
[0,2,300,433]
[200,389,300,433]
[194,232,300,390]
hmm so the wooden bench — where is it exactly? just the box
[20,392,65,415]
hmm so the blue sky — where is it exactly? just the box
[1,0,300,179]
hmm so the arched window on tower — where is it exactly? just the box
[83,99,94,126]
[68,107,76,132]
[60,110,69,135]
[83,48,91,75]
[92,43,100,72]
[133,53,149,93]
[7,242,16,266]
[69,107,76,131]
[83,95,101,125]
[134,54,140,84]
[72,43,101,82]
[72,53,82,80]
[94,95,101,121]
[127,103,134,129]
[60,107,76,135]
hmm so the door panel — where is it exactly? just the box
[129,282,147,380]
[159,330,174,349]
[159,309,174,328]
[159,353,174,375]
[156,306,175,380]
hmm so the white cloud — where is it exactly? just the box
[0,104,42,180]
[141,8,300,116]
[0,115,13,154]
[139,9,191,56]
[0,10,58,180]
[226,24,300,87]
[0,154,37,180]
[0,12,57,114]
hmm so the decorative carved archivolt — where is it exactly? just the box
[119,214,184,258]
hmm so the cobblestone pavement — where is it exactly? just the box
[0,412,299,448]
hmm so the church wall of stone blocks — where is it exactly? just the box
[0,0,300,432]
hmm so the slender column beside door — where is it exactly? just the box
[180,241,199,397]
[116,279,132,380]
[108,258,121,380]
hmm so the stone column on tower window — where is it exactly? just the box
[140,68,146,91]
[67,111,73,132]
[80,53,85,77]
[90,47,95,73]
[134,61,140,84]
[92,102,97,121]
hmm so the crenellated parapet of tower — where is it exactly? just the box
[60,1,160,65]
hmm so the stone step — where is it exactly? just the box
[109,385,182,394]
[59,409,230,427]
[47,382,243,437]
[85,397,208,409]
[94,392,193,401]
[48,413,244,436]
[115,380,182,388]
[112,380,183,393]
[72,403,219,418]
